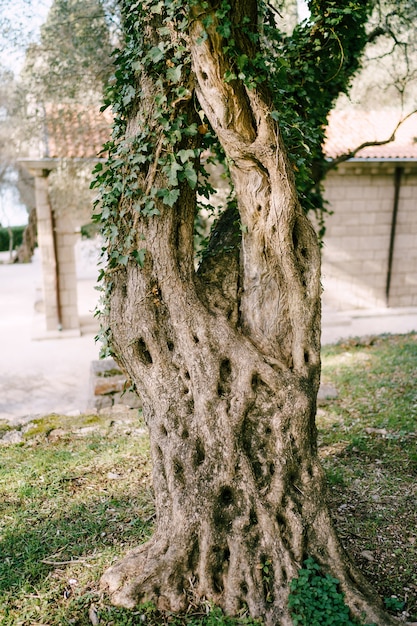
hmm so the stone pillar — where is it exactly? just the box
[54,214,80,331]
[29,163,80,334]
[33,169,61,332]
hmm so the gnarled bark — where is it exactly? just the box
[101,2,398,624]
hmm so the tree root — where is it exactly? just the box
[101,535,191,611]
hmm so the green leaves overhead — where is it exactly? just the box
[94,0,378,277]
[92,0,206,275]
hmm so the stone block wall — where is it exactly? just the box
[88,358,142,411]
[388,168,417,306]
[321,161,417,310]
[55,216,79,330]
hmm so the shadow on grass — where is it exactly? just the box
[0,491,154,594]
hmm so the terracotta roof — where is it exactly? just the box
[324,109,417,160]
[44,103,112,159]
[42,104,417,161]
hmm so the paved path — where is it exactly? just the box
[0,251,99,425]
[1,251,416,425]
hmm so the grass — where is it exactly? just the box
[319,333,417,622]
[0,333,416,624]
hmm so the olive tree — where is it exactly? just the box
[92,1,410,624]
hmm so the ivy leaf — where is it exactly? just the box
[183,123,198,136]
[217,23,231,38]
[182,162,197,189]
[131,154,147,165]
[148,45,164,63]
[158,26,171,36]
[132,248,146,268]
[158,188,180,207]
[166,64,182,83]
[150,0,163,13]
[122,85,136,106]
[177,149,195,163]
[163,159,183,186]
[224,70,237,83]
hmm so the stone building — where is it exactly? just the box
[19,104,111,336]
[322,110,417,310]
[20,106,417,336]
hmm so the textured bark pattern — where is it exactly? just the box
[101,2,397,624]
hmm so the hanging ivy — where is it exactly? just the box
[91,0,374,293]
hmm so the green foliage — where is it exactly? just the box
[259,0,373,223]
[384,596,405,612]
[91,0,385,350]
[288,557,371,626]
[24,0,114,100]
[91,0,207,271]
[93,0,376,279]
[0,225,25,252]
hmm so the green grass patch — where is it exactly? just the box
[319,333,417,622]
[0,334,416,624]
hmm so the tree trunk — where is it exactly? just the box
[15,208,37,263]
[100,2,397,624]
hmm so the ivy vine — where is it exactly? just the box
[91,0,375,350]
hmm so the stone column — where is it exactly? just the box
[32,169,61,332]
[54,214,80,331]
[25,160,81,335]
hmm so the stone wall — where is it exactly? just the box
[321,161,417,310]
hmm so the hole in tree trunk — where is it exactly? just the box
[275,512,292,550]
[218,358,232,396]
[181,428,189,439]
[276,512,285,528]
[251,373,260,391]
[167,341,174,352]
[173,458,185,485]
[214,487,236,528]
[219,486,234,506]
[160,424,168,437]
[135,338,153,365]
[193,335,199,344]
[188,538,200,571]
[211,546,230,593]
[193,438,205,467]
[241,411,273,490]
[292,222,299,250]
[250,373,270,393]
